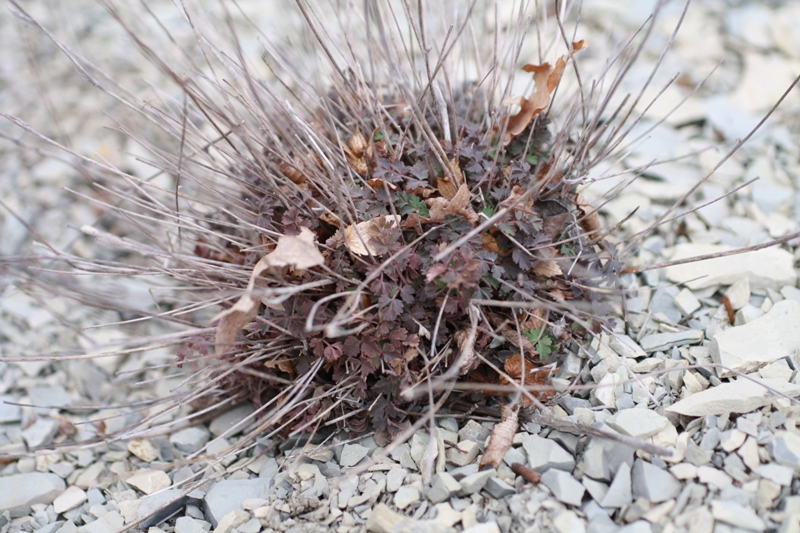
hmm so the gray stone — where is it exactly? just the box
[770,431,800,471]
[711,500,766,531]
[648,286,682,324]
[522,434,575,473]
[390,443,417,471]
[169,426,210,454]
[457,469,495,496]
[393,486,419,510]
[609,334,647,359]
[448,464,479,480]
[26,386,71,411]
[663,243,797,290]
[138,490,189,529]
[127,469,171,495]
[445,440,479,466]
[712,300,800,377]
[213,509,249,533]
[668,378,800,417]
[0,395,21,423]
[175,516,206,533]
[484,477,515,499]
[53,486,87,514]
[606,409,670,440]
[502,447,526,468]
[599,461,631,509]
[673,288,701,316]
[22,417,59,449]
[631,460,681,503]
[582,477,608,503]
[386,468,407,493]
[237,518,261,533]
[81,511,124,533]
[427,472,461,504]
[639,330,704,353]
[0,472,65,517]
[726,278,751,310]
[458,421,491,445]
[339,443,370,467]
[582,436,635,482]
[209,404,255,437]
[540,469,585,507]
[203,478,271,527]
[756,463,793,485]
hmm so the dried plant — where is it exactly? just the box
[2,0,798,501]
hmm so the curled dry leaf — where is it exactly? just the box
[511,462,541,484]
[502,40,587,144]
[366,178,398,191]
[533,247,563,277]
[426,183,479,225]
[213,227,324,356]
[344,131,372,175]
[332,215,401,256]
[480,402,519,470]
[436,158,465,200]
[573,193,601,236]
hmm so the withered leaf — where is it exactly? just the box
[213,228,323,357]
[344,131,372,175]
[436,158,465,200]
[480,403,519,470]
[263,227,325,270]
[533,259,562,277]
[426,184,479,225]
[574,193,601,236]
[502,41,587,144]
[333,215,400,256]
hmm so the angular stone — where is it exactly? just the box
[711,300,800,377]
[175,517,206,533]
[427,472,461,504]
[339,443,369,467]
[540,469,585,507]
[53,486,87,515]
[609,334,646,359]
[128,439,159,462]
[0,472,65,517]
[770,431,800,472]
[457,469,495,496]
[522,434,575,473]
[0,395,21,423]
[711,500,765,531]
[484,477,515,499]
[719,429,747,452]
[209,404,255,437]
[663,243,796,290]
[393,486,419,510]
[22,418,59,449]
[673,288,701,316]
[606,409,670,440]
[169,427,209,454]
[127,469,171,495]
[213,509,249,533]
[445,440,479,466]
[599,462,632,509]
[203,478,271,527]
[756,463,793,486]
[386,468,407,493]
[639,330,704,353]
[631,460,681,503]
[667,378,800,417]
[138,490,189,529]
[725,278,751,310]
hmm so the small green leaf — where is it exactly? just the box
[525,154,539,165]
[522,328,555,359]
[373,131,384,140]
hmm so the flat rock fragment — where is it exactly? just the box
[540,469,584,507]
[203,479,271,527]
[0,473,65,517]
[639,330,704,353]
[711,500,766,531]
[631,460,681,503]
[522,434,575,472]
[663,243,796,290]
[667,378,800,417]
[606,409,670,440]
[711,299,800,377]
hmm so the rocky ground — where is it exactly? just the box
[2,1,800,532]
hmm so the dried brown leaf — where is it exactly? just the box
[481,233,502,254]
[427,183,478,224]
[574,193,601,235]
[263,227,325,270]
[533,259,562,277]
[436,159,464,200]
[344,131,372,175]
[213,228,323,356]
[264,358,296,375]
[502,42,586,144]
[480,403,519,469]
[333,215,400,256]
[366,178,398,191]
